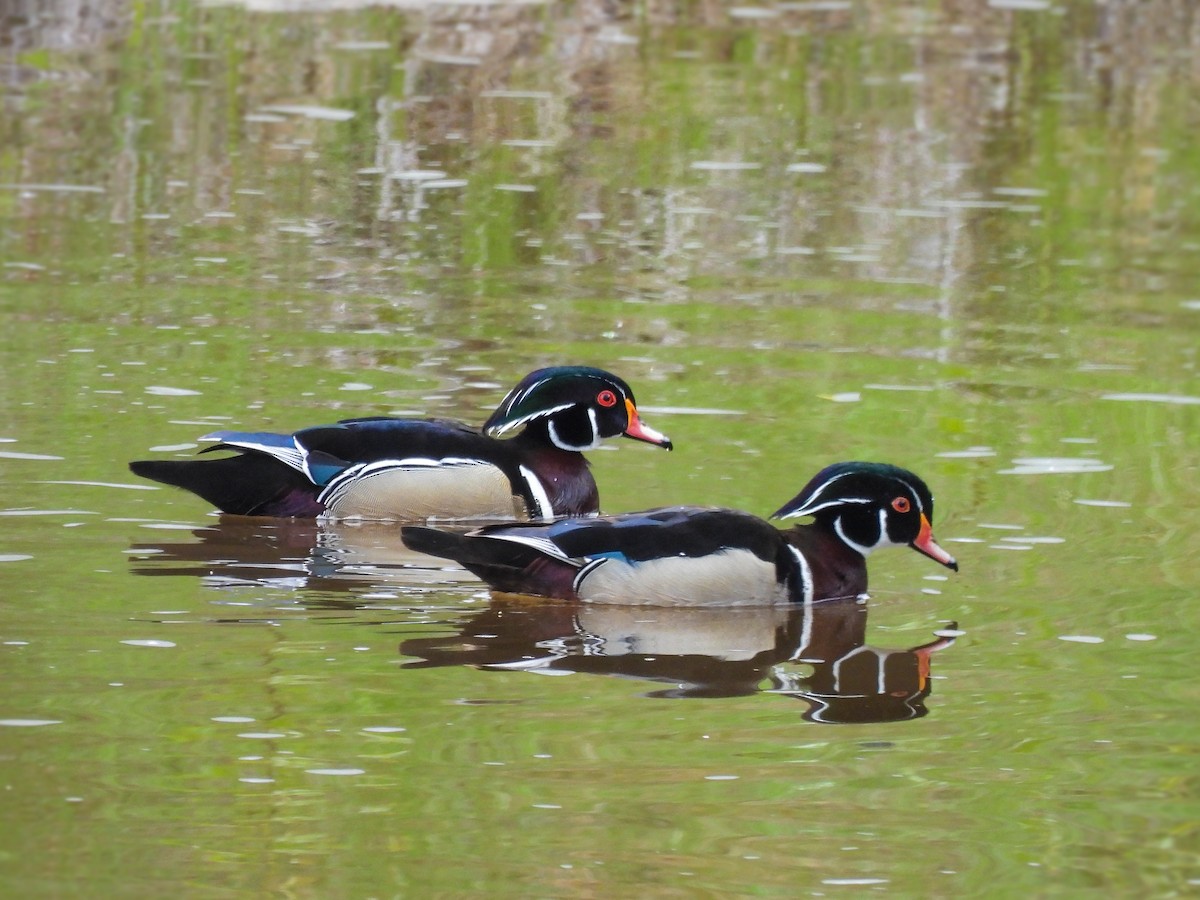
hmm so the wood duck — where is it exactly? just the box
[128,366,672,520]
[401,461,958,604]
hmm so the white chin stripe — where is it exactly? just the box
[518,465,555,519]
[875,508,906,549]
[780,496,872,519]
[833,516,874,557]
[547,415,601,452]
[896,478,925,515]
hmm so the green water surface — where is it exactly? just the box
[2,1,1198,896]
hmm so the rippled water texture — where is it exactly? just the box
[2,0,1198,896]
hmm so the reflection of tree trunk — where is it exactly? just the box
[1,0,129,53]
[401,0,631,138]
[4,0,1197,309]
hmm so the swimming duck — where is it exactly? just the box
[401,461,958,604]
[128,366,672,520]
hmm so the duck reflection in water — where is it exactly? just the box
[127,517,482,590]
[128,520,958,723]
[400,595,959,723]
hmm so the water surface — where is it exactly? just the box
[2,1,1199,896]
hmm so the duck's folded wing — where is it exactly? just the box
[539,507,783,563]
[298,418,481,464]
[200,431,309,474]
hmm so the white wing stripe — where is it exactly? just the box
[203,435,308,473]
[484,532,576,563]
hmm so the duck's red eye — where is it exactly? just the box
[891,497,911,513]
[596,390,617,407]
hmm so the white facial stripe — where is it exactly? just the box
[501,372,619,424]
[895,476,924,514]
[784,470,929,520]
[834,515,873,557]
[830,645,882,694]
[547,418,601,452]
[518,465,555,518]
[778,470,871,518]
[492,402,574,435]
[795,471,852,510]
[780,496,872,519]
[508,376,553,411]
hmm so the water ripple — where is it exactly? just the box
[1102,392,1200,405]
[0,509,95,516]
[259,104,355,121]
[38,480,159,491]
[999,457,1112,475]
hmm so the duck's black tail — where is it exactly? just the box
[129,454,317,516]
[400,525,477,562]
[402,526,577,598]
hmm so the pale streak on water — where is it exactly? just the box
[1,0,1197,896]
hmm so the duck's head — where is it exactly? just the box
[484,366,673,452]
[771,461,958,571]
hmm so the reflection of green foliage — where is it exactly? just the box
[2,5,1200,895]
[15,48,53,71]
[5,0,1196,306]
